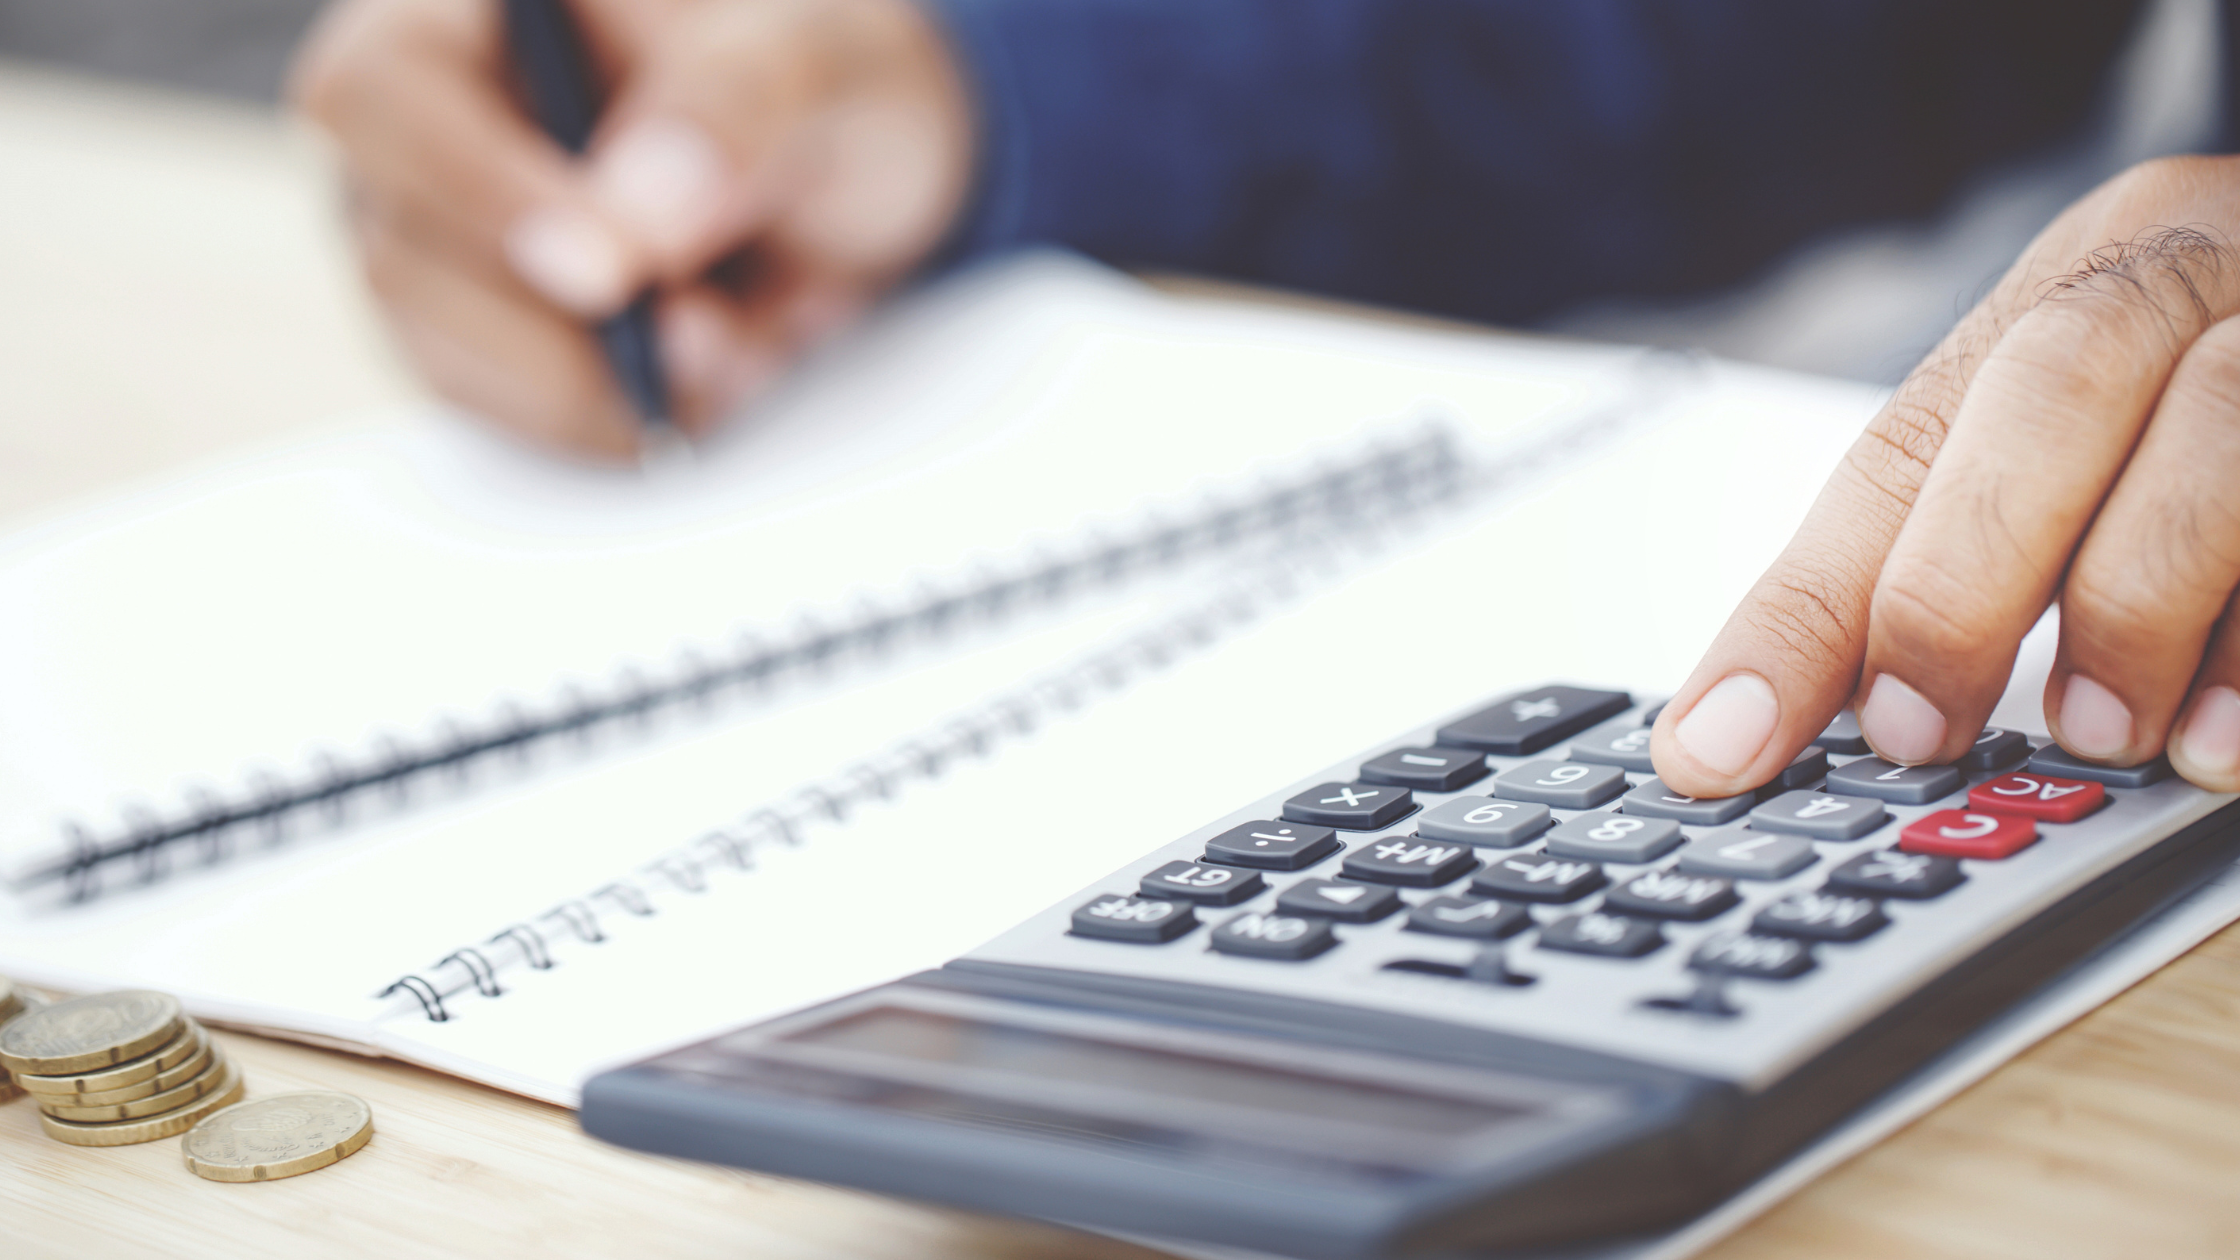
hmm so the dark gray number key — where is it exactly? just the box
[1209,911,1338,960]
[1342,837,1478,886]
[1622,778,1755,825]
[1752,890,1889,941]
[1435,686,1632,754]
[1203,821,1340,870]
[1603,870,1740,921]
[1471,853,1606,903]
[1404,895,1530,940]
[1415,797,1551,847]
[1282,782,1416,830]
[1492,760,1628,809]
[1689,932,1815,979]
[1070,894,1197,943]
[1567,722,1657,772]
[1358,746,1490,792]
[1537,911,1664,958]
[1140,860,1266,905]
[1823,758,1965,805]
[1827,849,1965,899]
[1749,790,1888,840]
[1275,878,1403,922]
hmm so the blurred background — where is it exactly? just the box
[0,0,2224,515]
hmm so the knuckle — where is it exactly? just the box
[1872,558,2006,663]
[1748,559,1865,673]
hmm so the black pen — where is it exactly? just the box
[502,0,674,440]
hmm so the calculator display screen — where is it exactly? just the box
[775,1005,1544,1173]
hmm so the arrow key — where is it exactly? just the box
[1275,878,1402,923]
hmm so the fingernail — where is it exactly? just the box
[2059,674,2134,759]
[504,206,631,314]
[1860,673,1946,764]
[2177,685,2240,778]
[1674,673,1780,778]
[593,118,731,255]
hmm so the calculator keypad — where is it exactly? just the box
[1435,687,1632,754]
[971,687,2233,1091]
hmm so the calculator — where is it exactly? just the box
[581,684,2240,1259]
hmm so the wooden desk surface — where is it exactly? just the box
[5,64,2240,1260]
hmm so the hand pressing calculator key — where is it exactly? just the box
[583,684,2240,1260]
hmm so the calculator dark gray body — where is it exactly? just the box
[582,687,2240,1258]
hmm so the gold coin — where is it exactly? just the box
[0,990,182,1076]
[183,1091,374,1183]
[38,1048,229,1122]
[14,1019,204,1096]
[32,1034,213,1107]
[37,1062,244,1147]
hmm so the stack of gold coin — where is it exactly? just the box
[0,990,246,1145]
[0,976,28,1103]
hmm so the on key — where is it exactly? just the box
[1899,810,2037,860]
[1435,686,1632,755]
[1209,910,1337,961]
[1282,782,1416,830]
[1969,772,2105,823]
[1204,821,1340,870]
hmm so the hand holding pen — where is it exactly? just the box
[293,0,973,460]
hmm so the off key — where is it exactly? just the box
[1969,772,2105,823]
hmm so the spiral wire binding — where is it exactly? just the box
[20,423,1464,905]
[373,364,1699,1022]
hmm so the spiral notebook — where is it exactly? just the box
[0,251,1637,906]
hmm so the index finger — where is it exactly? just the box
[1647,283,2035,797]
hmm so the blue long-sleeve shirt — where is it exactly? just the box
[923,0,2178,323]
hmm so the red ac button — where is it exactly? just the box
[1900,810,2039,860]
[1968,772,2106,823]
